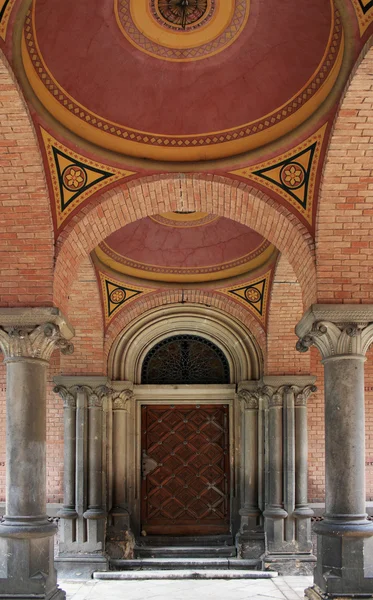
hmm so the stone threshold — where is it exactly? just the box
[93,569,278,580]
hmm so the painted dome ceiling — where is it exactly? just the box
[22,0,343,162]
[94,212,277,283]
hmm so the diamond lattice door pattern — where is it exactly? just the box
[141,404,230,535]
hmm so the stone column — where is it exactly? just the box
[296,304,373,599]
[0,308,74,600]
[260,376,316,574]
[262,385,288,552]
[236,385,264,560]
[53,376,109,579]
[106,384,135,560]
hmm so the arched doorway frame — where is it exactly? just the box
[106,303,263,538]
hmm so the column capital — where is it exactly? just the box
[237,387,260,410]
[110,388,134,411]
[0,307,74,362]
[53,380,110,408]
[296,304,373,359]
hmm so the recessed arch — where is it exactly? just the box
[54,174,316,315]
[108,303,263,383]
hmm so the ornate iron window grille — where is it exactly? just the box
[141,334,230,384]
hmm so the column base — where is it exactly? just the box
[264,553,316,576]
[0,534,63,599]
[55,555,109,580]
[236,530,265,561]
[314,532,373,597]
[305,584,373,599]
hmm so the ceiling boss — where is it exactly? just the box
[155,0,211,30]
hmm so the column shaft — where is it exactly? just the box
[6,359,49,522]
[324,356,366,520]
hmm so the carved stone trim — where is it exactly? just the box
[237,388,259,410]
[0,323,74,361]
[293,385,318,406]
[54,383,110,408]
[53,385,76,409]
[296,305,373,359]
[110,389,134,411]
[296,320,373,359]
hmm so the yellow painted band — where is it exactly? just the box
[95,242,277,283]
[125,0,234,50]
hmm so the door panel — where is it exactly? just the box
[141,404,230,535]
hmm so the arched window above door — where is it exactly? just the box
[141,334,230,385]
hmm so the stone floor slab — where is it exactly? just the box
[60,576,314,599]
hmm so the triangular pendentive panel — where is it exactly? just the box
[230,124,327,226]
[99,273,155,326]
[41,129,135,229]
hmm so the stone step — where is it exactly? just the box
[94,569,277,581]
[134,545,237,559]
[136,535,234,547]
[110,558,261,571]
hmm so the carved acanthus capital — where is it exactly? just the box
[0,323,74,362]
[261,385,286,408]
[54,383,109,409]
[110,389,134,411]
[296,321,373,359]
[292,384,318,407]
[53,385,76,408]
[86,385,110,408]
[237,388,259,410]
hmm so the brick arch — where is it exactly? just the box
[317,45,373,303]
[266,254,311,376]
[54,174,316,314]
[104,288,267,366]
[0,50,54,306]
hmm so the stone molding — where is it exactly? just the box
[237,388,260,410]
[257,380,317,407]
[296,304,373,359]
[111,389,134,411]
[0,323,74,361]
[54,383,110,407]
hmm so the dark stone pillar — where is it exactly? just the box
[236,386,264,560]
[53,376,109,579]
[106,385,135,560]
[261,377,316,575]
[296,304,373,599]
[0,308,74,600]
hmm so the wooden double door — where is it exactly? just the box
[141,404,230,535]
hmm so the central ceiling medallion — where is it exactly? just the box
[155,0,211,30]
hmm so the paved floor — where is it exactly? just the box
[60,576,313,600]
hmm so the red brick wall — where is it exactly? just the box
[317,47,373,303]
[267,255,311,376]
[0,51,54,307]
[60,256,105,376]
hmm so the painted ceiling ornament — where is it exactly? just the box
[351,0,373,35]
[40,129,135,231]
[219,269,273,327]
[99,273,155,326]
[23,1,342,161]
[155,0,210,30]
[230,123,327,229]
[0,0,16,40]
